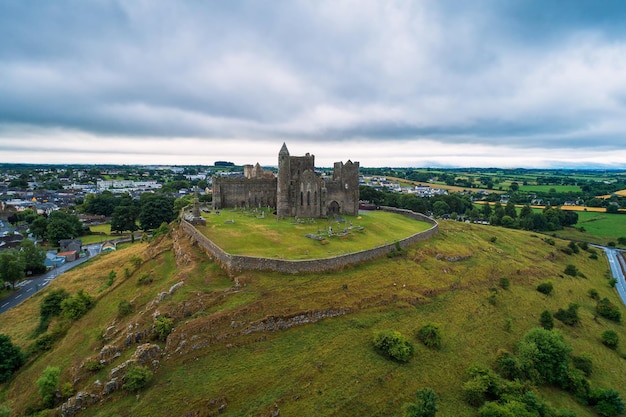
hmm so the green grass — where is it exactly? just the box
[2,221,626,417]
[518,184,582,193]
[552,211,626,246]
[197,209,432,259]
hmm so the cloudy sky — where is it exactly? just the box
[2,1,626,168]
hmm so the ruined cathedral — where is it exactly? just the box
[212,143,360,218]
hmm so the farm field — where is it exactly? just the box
[518,184,581,193]
[197,209,433,259]
[553,211,626,246]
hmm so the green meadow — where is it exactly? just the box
[2,221,625,416]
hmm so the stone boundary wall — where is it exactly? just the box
[180,206,438,276]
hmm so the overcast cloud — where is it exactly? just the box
[1,0,626,167]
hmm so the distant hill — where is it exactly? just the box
[1,220,625,416]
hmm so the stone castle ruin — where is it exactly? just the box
[212,143,360,218]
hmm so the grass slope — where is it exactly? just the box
[1,221,625,416]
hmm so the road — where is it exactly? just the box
[0,243,103,315]
[598,246,626,307]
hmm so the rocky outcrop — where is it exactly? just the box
[60,391,100,417]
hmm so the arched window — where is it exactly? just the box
[300,191,303,206]
[314,191,317,205]
[307,191,311,206]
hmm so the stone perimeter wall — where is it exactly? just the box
[180,207,438,276]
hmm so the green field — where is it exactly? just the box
[553,211,626,246]
[518,184,581,193]
[196,209,433,259]
[81,223,130,244]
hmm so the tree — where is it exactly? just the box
[404,387,438,417]
[0,334,24,383]
[432,201,450,217]
[504,201,517,219]
[37,366,60,408]
[153,315,174,341]
[139,194,176,230]
[510,182,519,192]
[30,215,49,240]
[111,204,140,238]
[19,239,46,275]
[46,211,83,245]
[60,290,94,320]
[596,298,621,322]
[0,251,25,288]
[517,328,571,385]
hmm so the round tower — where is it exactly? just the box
[277,142,291,218]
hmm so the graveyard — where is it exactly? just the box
[194,208,433,260]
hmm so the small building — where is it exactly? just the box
[57,250,78,262]
[59,239,82,253]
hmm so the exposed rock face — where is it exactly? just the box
[132,343,162,365]
[60,391,100,417]
[99,345,121,364]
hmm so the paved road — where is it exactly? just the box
[0,243,103,315]
[598,246,626,307]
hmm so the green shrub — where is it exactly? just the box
[588,388,626,417]
[403,387,438,417]
[37,366,60,408]
[117,300,134,317]
[596,298,621,322]
[60,290,95,320]
[590,253,599,260]
[0,334,24,383]
[609,278,618,288]
[572,353,593,377]
[0,405,11,417]
[578,241,589,251]
[495,349,523,380]
[536,281,553,295]
[153,316,174,341]
[602,330,619,350]
[84,360,104,372]
[417,323,442,350]
[372,330,414,362]
[554,304,580,326]
[561,247,574,255]
[106,270,116,287]
[499,277,510,290]
[562,367,591,400]
[564,264,578,276]
[137,272,154,285]
[517,328,571,385]
[462,366,504,407]
[567,241,580,254]
[539,310,554,330]
[588,288,600,300]
[122,365,152,392]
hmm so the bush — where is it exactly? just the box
[554,304,580,326]
[578,241,589,251]
[564,264,578,276]
[536,281,554,295]
[0,334,24,383]
[495,349,523,380]
[137,272,154,285]
[0,406,10,417]
[153,316,174,341]
[517,328,571,386]
[372,330,414,362]
[544,238,555,246]
[602,330,619,350]
[588,288,600,300]
[106,270,116,287]
[37,366,60,408]
[499,277,510,290]
[572,353,593,377]
[122,365,152,392]
[596,298,621,322]
[60,290,95,320]
[590,253,599,260]
[563,367,591,400]
[588,388,626,417]
[609,278,618,288]
[417,323,442,350]
[84,360,104,372]
[117,300,134,317]
[539,310,554,330]
[561,247,574,255]
[568,241,580,254]
[403,387,438,417]
[462,365,504,407]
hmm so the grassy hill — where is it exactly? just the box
[1,220,625,416]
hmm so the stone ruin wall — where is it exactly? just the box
[180,206,438,276]
[212,177,277,209]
